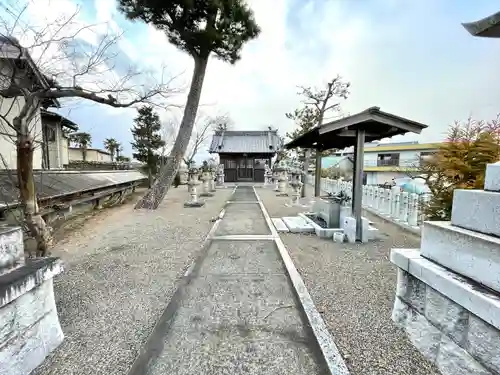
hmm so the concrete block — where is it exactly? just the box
[394,250,500,332]
[421,221,500,294]
[485,162,500,191]
[451,189,500,237]
[0,226,24,275]
[398,272,426,314]
[391,296,410,328]
[467,315,500,373]
[281,216,314,233]
[271,218,289,232]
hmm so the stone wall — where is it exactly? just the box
[393,268,500,375]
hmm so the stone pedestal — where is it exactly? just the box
[390,162,500,375]
[0,226,64,375]
[184,168,205,207]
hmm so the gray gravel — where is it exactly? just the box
[33,186,233,375]
[256,187,440,375]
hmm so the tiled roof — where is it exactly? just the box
[209,130,281,154]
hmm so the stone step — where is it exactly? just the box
[451,189,500,237]
[271,218,289,232]
[281,216,315,233]
[421,221,500,294]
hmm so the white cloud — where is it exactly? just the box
[6,0,500,158]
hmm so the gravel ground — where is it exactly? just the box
[256,187,440,375]
[33,186,233,375]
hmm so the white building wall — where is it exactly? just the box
[0,96,43,170]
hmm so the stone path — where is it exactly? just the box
[129,186,340,375]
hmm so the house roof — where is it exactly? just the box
[285,107,428,151]
[0,36,59,108]
[41,109,78,130]
[462,11,500,38]
[209,130,281,154]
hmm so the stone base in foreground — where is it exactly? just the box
[391,249,500,375]
[0,256,64,375]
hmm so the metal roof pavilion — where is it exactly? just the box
[284,106,429,242]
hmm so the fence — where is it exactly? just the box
[307,175,431,233]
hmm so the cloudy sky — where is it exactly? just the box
[4,0,500,161]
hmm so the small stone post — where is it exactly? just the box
[407,193,419,226]
[400,191,409,223]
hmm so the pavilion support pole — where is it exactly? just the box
[314,151,322,197]
[353,129,365,241]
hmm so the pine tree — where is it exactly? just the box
[118,0,260,209]
[131,106,165,188]
[419,116,500,220]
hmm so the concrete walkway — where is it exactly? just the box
[128,186,344,375]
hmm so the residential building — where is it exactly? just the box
[323,141,441,185]
[69,147,112,163]
[208,130,281,182]
[0,36,59,170]
[41,109,78,169]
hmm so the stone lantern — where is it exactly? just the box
[200,170,214,197]
[184,167,205,207]
[178,161,189,185]
[275,162,288,196]
[208,166,216,193]
[216,164,225,187]
[289,167,303,205]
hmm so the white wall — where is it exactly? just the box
[0,95,43,170]
[69,148,111,162]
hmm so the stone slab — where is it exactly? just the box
[298,213,343,238]
[215,204,270,236]
[281,216,315,233]
[421,221,500,294]
[485,162,500,191]
[198,240,284,275]
[271,218,289,232]
[391,248,500,331]
[451,189,500,237]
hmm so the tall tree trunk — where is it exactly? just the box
[82,147,87,161]
[135,56,209,210]
[17,131,51,257]
[147,167,153,188]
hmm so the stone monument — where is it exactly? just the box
[0,225,64,375]
[184,168,205,207]
[390,161,500,375]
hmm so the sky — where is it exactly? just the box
[3,0,500,162]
